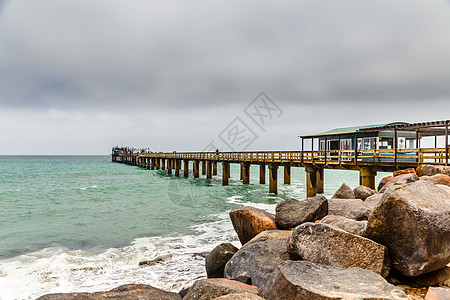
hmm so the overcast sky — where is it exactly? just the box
[1,0,450,154]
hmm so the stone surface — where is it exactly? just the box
[37,284,182,300]
[266,261,407,300]
[224,230,291,297]
[379,173,419,193]
[214,293,265,300]
[364,193,383,210]
[229,206,277,245]
[320,215,367,235]
[288,222,390,276]
[362,180,450,277]
[437,184,450,194]
[417,164,441,177]
[183,278,262,300]
[275,195,328,229]
[378,175,394,191]
[328,198,372,221]
[415,266,450,287]
[353,185,376,200]
[420,174,450,187]
[331,183,355,199]
[394,168,416,177]
[425,287,450,300]
[206,243,239,278]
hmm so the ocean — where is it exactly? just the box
[0,155,389,299]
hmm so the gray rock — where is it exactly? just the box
[328,198,371,221]
[266,261,407,300]
[37,284,182,300]
[206,243,238,278]
[214,293,265,300]
[320,215,367,235]
[229,206,277,245]
[437,184,450,194]
[224,230,291,297]
[364,193,383,210]
[275,196,328,229]
[354,185,376,200]
[379,173,419,193]
[332,183,355,199]
[288,222,390,276]
[424,287,450,300]
[362,180,450,277]
[414,266,450,287]
[183,278,263,300]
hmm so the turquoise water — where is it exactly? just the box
[0,156,389,299]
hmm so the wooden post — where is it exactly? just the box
[240,163,244,181]
[242,163,250,184]
[324,136,327,163]
[161,159,166,170]
[260,164,266,184]
[316,167,324,194]
[193,160,200,178]
[354,133,358,165]
[222,162,230,185]
[394,126,398,167]
[213,162,218,176]
[360,167,377,189]
[202,160,206,175]
[301,138,304,165]
[268,164,278,194]
[284,165,291,184]
[175,159,180,176]
[184,160,189,178]
[305,164,318,197]
[446,121,449,166]
[167,159,172,175]
[151,158,155,170]
[206,161,213,179]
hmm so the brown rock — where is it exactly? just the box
[420,174,450,187]
[183,278,263,300]
[417,164,441,177]
[275,195,328,229]
[288,222,390,276]
[415,266,450,287]
[214,293,265,300]
[224,230,291,297]
[206,243,238,278]
[379,173,419,193]
[328,198,371,221]
[378,175,394,191]
[353,185,376,200]
[425,287,450,300]
[320,215,367,235]
[364,193,383,210]
[229,206,277,245]
[362,180,450,277]
[394,168,416,177]
[332,183,355,199]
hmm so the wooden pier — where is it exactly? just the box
[112,120,450,196]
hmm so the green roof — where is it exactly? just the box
[300,122,408,138]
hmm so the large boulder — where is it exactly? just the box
[224,230,291,297]
[415,266,450,287]
[328,198,371,221]
[184,278,263,300]
[353,185,376,200]
[214,293,265,300]
[266,261,407,300]
[425,287,450,300]
[229,206,277,245]
[320,215,367,235]
[331,183,355,199]
[437,184,450,195]
[37,284,182,300]
[393,168,416,177]
[379,173,419,193]
[288,222,390,276]
[364,193,383,210]
[378,175,394,191]
[417,164,441,177]
[362,180,450,277]
[206,243,239,278]
[275,196,328,229]
[420,174,450,187]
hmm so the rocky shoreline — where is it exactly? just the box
[38,164,450,300]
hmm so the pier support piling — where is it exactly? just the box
[316,167,324,194]
[360,167,377,189]
[242,163,250,184]
[175,159,180,176]
[268,164,278,194]
[222,162,230,185]
[213,162,218,176]
[184,160,189,178]
[193,160,200,178]
[284,165,291,184]
[167,159,172,175]
[305,164,318,197]
[161,159,166,170]
[206,161,213,179]
[260,164,266,184]
[202,160,206,175]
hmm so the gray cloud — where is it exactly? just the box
[0,0,450,154]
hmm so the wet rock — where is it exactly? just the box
[266,260,407,300]
[415,266,450,287]
[331,183,355,199]
[183,278,262,300]
[364,193,383,210]
[328,198,371,221]
[421,174,450,187]
[362,180,450,276]
[379,173,419,193]
[425,287,450,300]
[37,284,182,300]
[417,164,441,177]
[224,230,291,297]
[378,175,394,191]
[288,222,390,276]
[394,168,416,177]
[353,185,376,200]
[275,195,328,229]
[320,215,367,235]
[206,243,239,278]
[214,293,265,300]
[229,206,277,245]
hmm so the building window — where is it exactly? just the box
[379,137,393,149]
